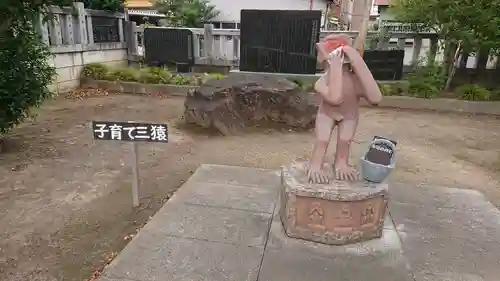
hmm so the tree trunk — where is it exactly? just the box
[442,40,457,76]
[444,42,462,92]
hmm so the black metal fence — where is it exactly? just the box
[92,17,120,43]
[143,28,194,67]
[364,50,405,80]
[239,10,322,74]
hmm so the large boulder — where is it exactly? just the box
[183,74,318,135]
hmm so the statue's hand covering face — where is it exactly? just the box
[316,35,351,64]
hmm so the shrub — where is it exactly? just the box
[193,73,225,85]
[205,73,225,80]
[378,83,395,96]
[490,88,500,101]
[405,64,446,99]
[138,67,172,84]
[81,63,109,80]
[287,77,304,88]
[81,65,225,86]
[286,77,316,91]
[107,67,138,82]
[170,75,193,85]
[1,15,56,135]
[455,84,490,101]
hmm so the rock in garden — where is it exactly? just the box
[183,74,318,135]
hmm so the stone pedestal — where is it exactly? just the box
[280,161,389,245]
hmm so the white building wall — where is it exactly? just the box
[208,0,327,22]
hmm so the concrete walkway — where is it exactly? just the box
[98,164,500,281]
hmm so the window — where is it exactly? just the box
[221,22,236,29]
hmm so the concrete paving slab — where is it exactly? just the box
[189,164,280,188]
[104,231,264,281]
[390,182,500,213]
[97,164,500,281]
[142,203,272,247]
[182,181,278,213]
[390,185,500,281]
[259,207,414,281]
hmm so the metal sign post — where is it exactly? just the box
[131,142,140,207]
[91,121,169,207]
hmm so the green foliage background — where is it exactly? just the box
[0,1,59,135]
[155,0,219,28]
[390,0,500,56]
[83,0,124,12]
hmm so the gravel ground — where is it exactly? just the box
[0,93,499,281]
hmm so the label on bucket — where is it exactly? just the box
[365,136,397,166]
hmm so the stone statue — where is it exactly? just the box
[306,35,382,184]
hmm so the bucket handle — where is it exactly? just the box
[369,138,396,158]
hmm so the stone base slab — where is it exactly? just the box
[280,161,389,245]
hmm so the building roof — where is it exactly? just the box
[128,9,166,17]
[125,0,153,8]
[374,0,391,6]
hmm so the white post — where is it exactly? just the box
[86,14,94,44]
[37,14,50,45]
[118,19,125,42]
[397,38,405,50]
[204,24,214,63]
[411,36,422,67]
[131,142,140,207]
[63,14,75,45]
[73,2,88,45]
[49,14,63,45]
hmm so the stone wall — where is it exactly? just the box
[49,43,127,93]
[41,3,128,93]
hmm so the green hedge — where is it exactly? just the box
[81,63,225,86]
[82,63,500,101]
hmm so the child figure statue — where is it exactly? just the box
[306,35,382,184]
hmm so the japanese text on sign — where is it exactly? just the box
[92,121,168,142]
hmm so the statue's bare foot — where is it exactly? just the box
[305,163,330,184]
[335,164,359,181]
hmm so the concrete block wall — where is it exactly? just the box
[48,44,127,93]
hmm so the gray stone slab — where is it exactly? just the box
[182,181,278,213]
[189,164,280,188]
[390,185,500,281]
[103,231,263,281]
[258,208,414,281]
[142,203,272,247]
[390,182,500,213]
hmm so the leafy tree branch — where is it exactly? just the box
[155,0,219,28]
